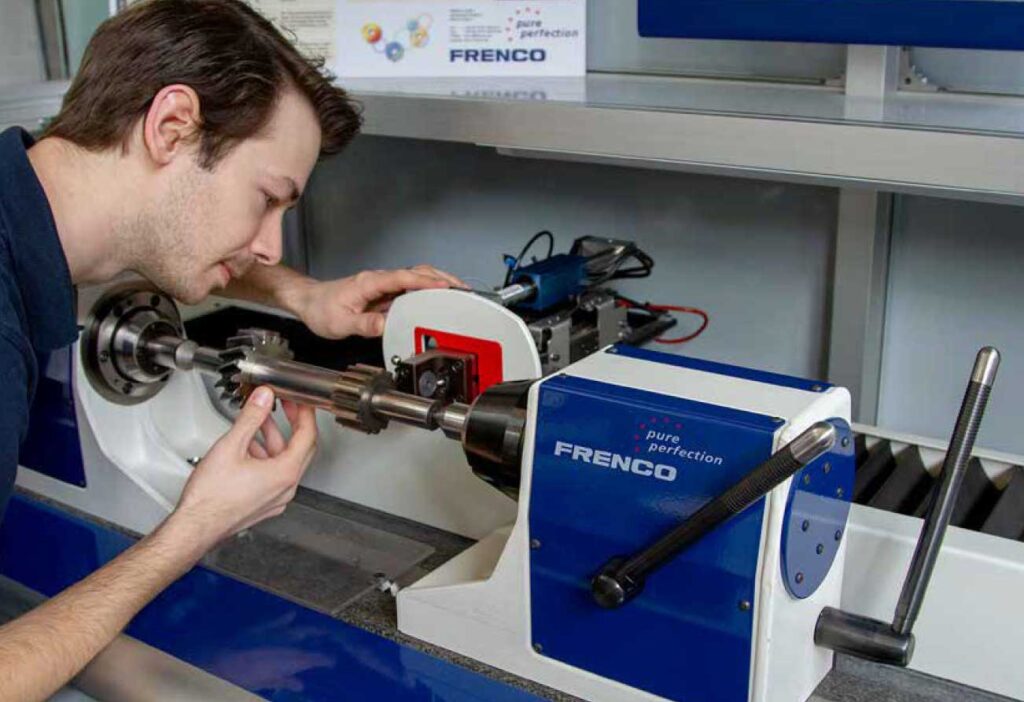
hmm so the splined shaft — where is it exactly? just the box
[142,328,446,435]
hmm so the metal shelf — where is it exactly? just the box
[346,73,1024,204]
[6,74,1024,202]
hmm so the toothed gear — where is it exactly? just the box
[215,328,293,405]
[331,364,395,434]
[226,328,292,358]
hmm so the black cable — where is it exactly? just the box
[585,247,654,287]
[504,230,555,286]
[612,249,654,280]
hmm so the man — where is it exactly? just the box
[0,1,462,699]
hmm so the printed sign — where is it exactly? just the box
[248,0,338,63]
[334,1,585,77]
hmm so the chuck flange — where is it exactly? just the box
[81,282,184,405]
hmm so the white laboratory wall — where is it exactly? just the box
[302,135,837,379]
[878,196,1024,455]
[0,0,46,87]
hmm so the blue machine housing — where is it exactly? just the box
[526,346,855,702]
[511,254,588,313]
[638,0,1024,51]
[528,374,777,702]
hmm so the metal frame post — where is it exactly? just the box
[827,46,899,422]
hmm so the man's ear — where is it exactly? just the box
[141,84,202,167]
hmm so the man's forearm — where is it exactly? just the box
[222,264,314,317]
[0,512,215,702]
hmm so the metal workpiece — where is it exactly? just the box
[236,355,340,409]
[181,343,227,374]
[369,387,442,430]
[435,402,471,440]
[146,335,191,370]
[216,350,443,435]
[592,421,838,609]
[332,364,403,434]
[815,346,999,667]
[81,286,467,436]
[215,330,297,406]
[226,328,293,361]
[148,336,228,375]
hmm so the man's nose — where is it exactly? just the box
[250,216,283,266]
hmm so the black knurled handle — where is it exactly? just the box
[591,421,837,609]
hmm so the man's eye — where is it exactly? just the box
[264,193,276,208]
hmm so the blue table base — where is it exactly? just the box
[0,494,545,702]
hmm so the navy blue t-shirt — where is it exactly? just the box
[0,127,78,523]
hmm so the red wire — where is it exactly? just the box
[617,300,710,344]
[649,304,709,344]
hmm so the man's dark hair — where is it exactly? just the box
[43,0,362,167]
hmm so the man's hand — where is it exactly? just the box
[223,264,467,340]
[293,264,466,339]
[171,385,318,549]
[0,387,317,702]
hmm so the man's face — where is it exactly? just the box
[138,87,322,304]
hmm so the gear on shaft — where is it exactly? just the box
[331,364,397,434]
[216,328,293,406]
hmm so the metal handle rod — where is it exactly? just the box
[592,421,837,608]
[892,346,1000,635]
[627,422,836,577]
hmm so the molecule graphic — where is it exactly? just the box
[362,15,432,63]
[385,41,404,62]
